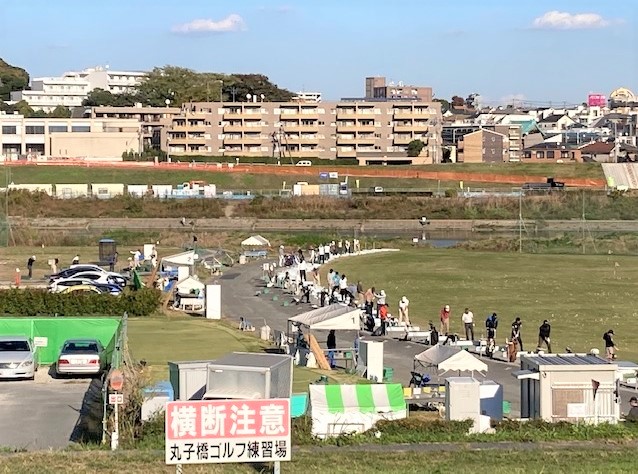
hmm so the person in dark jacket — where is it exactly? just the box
[511,317,523,351]
[603,330,617,361]
[327,330,337,368]
[537,320,552,353]
[626,397,638,422]
[26,255,36,279]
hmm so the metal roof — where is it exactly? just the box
[524,354,611,367]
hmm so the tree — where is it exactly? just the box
[451,95,464,107]
[434,98,450,113]
[0,58,29,101]
[407,139,425,157]
[49,105,72,118]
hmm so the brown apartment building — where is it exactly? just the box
[160,99,442,164]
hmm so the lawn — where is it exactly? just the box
[127,315,357,392]
[412,162,605,179]
[329,248,638,360]
[0,446,635,473]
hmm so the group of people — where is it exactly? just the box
[442,305,619,360]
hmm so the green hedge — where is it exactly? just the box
[0,288,162,317]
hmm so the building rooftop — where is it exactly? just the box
[579,142,615,154]
[524,353,611,367]
[539,114,565,123]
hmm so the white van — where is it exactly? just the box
[295,160,312,167]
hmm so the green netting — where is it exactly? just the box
[0,317,122,365]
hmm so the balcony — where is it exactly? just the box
[393,110,415,119]
[243,135,266,144]
[280,110,319,120]
[336,136,356,145]
[223,124,246,132]
[357,134,377,143]
[223,136,244,145]
[281,123,318,132]
[393,135,414,145]
[393,123,417,131]
[412,122,431,131]
[287,135,319,144]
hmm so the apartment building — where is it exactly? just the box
[10,66,146,112]
[444,123,523,162]
[86,106,180,149]
[365,77,433,102]
[0,113,141,159]
[160,99,442,164]
[458,129,508,163]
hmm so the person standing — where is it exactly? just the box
[603,329,617,361]
[462,307,474,341]
[26,255,36,279]
[338,274,348,300]
[626,397,638,422]
[298,258,307,282]
[511,317,523,351]
[278,245,285,267]
[356,281,364,306]
[318,244,325,264]
[398,296,411,326]
[537,320,552,353]
[345,240,351,254]
[327,330,337,369]
[312,265,321,286]
[364,286,375,316]
[72,254,80,265]
[375,289,387,335]
[440,305,451,335]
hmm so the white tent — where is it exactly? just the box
[162,250,198,269]
[175,276,205,295]
[241,235,271,247]
[438,350,488,375]
[288,304,361,331]
[414,345,462,366]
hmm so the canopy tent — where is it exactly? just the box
[175,276,205,296]
[310,383,407,438]
[414,345,462,366]
[241,235,271,247]
[438,350,488,375]
[288,304,361,331]
[161,250,198,268]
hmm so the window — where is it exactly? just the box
[71,126,91,133]
[1,126,17,135]
[25,126,45,135]
[560,151,570,158]
[49,125,68,133]
[536,151,544,159]
[547,151,555,158]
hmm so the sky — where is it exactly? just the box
[1,0,636,105]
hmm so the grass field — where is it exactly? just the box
[127,315,358,392]
[329,248,638,360]
[0,446,635,473]
[0,163,604,188]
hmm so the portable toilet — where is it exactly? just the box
[99,239,117,266]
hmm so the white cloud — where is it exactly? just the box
[532,10,610,30]
[172,14,246,34]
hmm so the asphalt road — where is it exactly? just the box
[0,372,91,450]
[219,258,638,419]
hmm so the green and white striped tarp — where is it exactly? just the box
[309,383,407,438]
[310,383,406,414]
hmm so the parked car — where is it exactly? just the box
[0,336,36,380]
[49,278,123,295]
[49,265,107,281]
[295,160,312,167]
[52,271,127,288]
[55,339,106,376]
[59,285,103,295]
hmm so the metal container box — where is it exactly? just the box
[169,360,218,400]
[204,352,293,400]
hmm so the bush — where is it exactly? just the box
[0,288,162,317]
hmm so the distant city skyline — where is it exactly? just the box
[1,0,635,105]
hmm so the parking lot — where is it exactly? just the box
[0,369,94,450]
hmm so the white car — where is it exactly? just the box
[295,160,312,167]
[52,271,127,289]
[0,336,36,380]
[56,339,106,376]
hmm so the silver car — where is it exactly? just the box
[56,339,106,376]
[0,336,36,380]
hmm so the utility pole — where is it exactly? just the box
[581,190,586,255]
[518,192,522,254]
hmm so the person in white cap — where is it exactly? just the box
[278,245,285,267]
[398,296,410,325]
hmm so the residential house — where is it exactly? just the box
[578,142,616,163]
[521,142,581,163]
[537,115,577,133]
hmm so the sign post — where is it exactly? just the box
[109,369,125,451]
[165,398,291,470]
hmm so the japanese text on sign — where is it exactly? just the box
[165,398,291,465]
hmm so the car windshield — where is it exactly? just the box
[0,341,30,351]
[63,342,99,354]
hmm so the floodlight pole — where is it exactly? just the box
[518,192,522,254]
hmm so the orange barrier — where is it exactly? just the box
[1,161,606,187]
